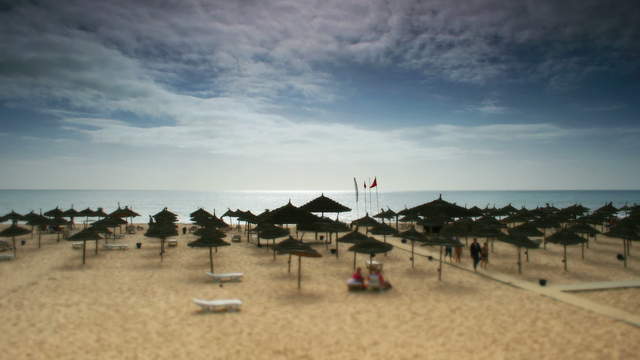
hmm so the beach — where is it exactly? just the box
[1,224,639,360]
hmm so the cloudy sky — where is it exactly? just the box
[1,0,639,191]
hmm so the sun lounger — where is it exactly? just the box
[0,254,15,261]
[206,272,244,282]
[104,243,129,250]
[193,298,242,312]
[231,235,242,243]
[71,242,84,249]
[365,259,383,272]
[167,239,178,247]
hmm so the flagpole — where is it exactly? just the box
[363,180,367,216]
[375,176,379,210]
[353,177,359,220]
[368,177,372,214]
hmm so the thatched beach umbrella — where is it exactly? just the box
[94,208,108,219]
[77,208,95,229]
[0,224,31,258]
[510,222,544,262]
[440,218,474,246]
[546,229,587,271]
[253,223,289,259]
[67,227,103,265]
[398,226,426,269]
[44,207,64,218]
[62,207,80,228]
[567,222,599,251]
[603,219,640,268]
[26,214,49,248]
[421,235,462,280]
[407,194,471,219]
[48,217,70,242]
[145,219,178,262]
[274,236,321,289]
[23,211,40,239]
[531,216,562,249]
[187,233,230,273]
[300,193,351,219]
[348,238,393,274]
[350,213,379,233]
[369,222,397,251]
[498,232,540,274]
[190,208,213,223]
[2,210,25,224]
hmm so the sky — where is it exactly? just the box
[0,0,639,191]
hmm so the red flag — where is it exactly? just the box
[370,177,377,188]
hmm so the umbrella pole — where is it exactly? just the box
[517,247,522,274]
[209,247,214,273]
[563,244,567,271]
[384,235,387,257]
[525,248,529,262]
[82,240,86,265]
[288,254,292,273]
[336,238,339,258]
[297,256,302,290]
[38,230,41,249]
[411,240,415,269]
[273,240,276,260]
[581,243,584,260]
[161,238,165,262]
[12,236,16,258]
[543,229,547,249]
[95,239,98,255]
[438,246,443,281]
[353,252,357,271]
[623,239,628,268]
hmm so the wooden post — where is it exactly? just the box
[411,240,415,269]
[438,246,443,281]
[563,244,567,271]
[209,247,214,273]
[581,243,584,260]
[517,247,521,274]
[543,229,547,249]
[623,239,628,268]
[82,240,86,265]
[161,238,165,262]
[38,230,41,249]
[95,239,98,255]
[12,237,16,258]
[353,251,357,271]
[297,256,302,289]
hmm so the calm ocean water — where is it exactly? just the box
[0,190,638,223]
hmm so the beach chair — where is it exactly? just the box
[206,272,244,282]
[231,235,242,243]
[167,239,178,247]
[0,254,15,261]
[71,242,84,249]
[368,273,382,290]
[104,243,129,250]
[365,259,383,272]
[193,298,242,312]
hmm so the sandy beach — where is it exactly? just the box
[1,223,639,360]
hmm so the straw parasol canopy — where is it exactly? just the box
[594,202,618,217]
[406,194,471,218]
[44,207,64,218]
[253,223,289,259]
[531,215,562,248]
[0,224,31,257]
[348,237,393,271]
[421,234,462,280]
[299,193,351,218]
[26,214,49,248]
[153,207,178,223]
[262,201,318,226]
[68,227,103,265]
[498,233,540,274]
[603,218,640,268]
[94,208,108,218]
[500,204,518,215]
[190,208,212,221]
[398,226,426,269]
[274,236,321,289]
[546,229,587,271]
[48,217,70,242]
[350,213,379,231]
[2,210,25,224]
[440,218,474,245]
[145,219,178,262]
[510,222,544,237]
[188,234,230,273]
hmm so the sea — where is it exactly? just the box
[0,190,638,223]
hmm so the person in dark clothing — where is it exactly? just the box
[182,227,187,235]
[470,238,482,271]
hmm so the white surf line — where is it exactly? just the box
[385,237,640,328]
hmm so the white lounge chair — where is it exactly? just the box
[231,235,242,243]
[0,254,15,261]
[206,272,244,282]
[104,243,129,250]
[167,239,178,247]
[71,242,84,249]
[193,298,242,312]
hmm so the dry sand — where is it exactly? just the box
[1,224,639,360]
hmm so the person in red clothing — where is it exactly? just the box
[347,267,366,290]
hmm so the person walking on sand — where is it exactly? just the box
[444,245,453,262]
[481,242,490,269]
[470,238,482,271]
[454,245,463,263]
